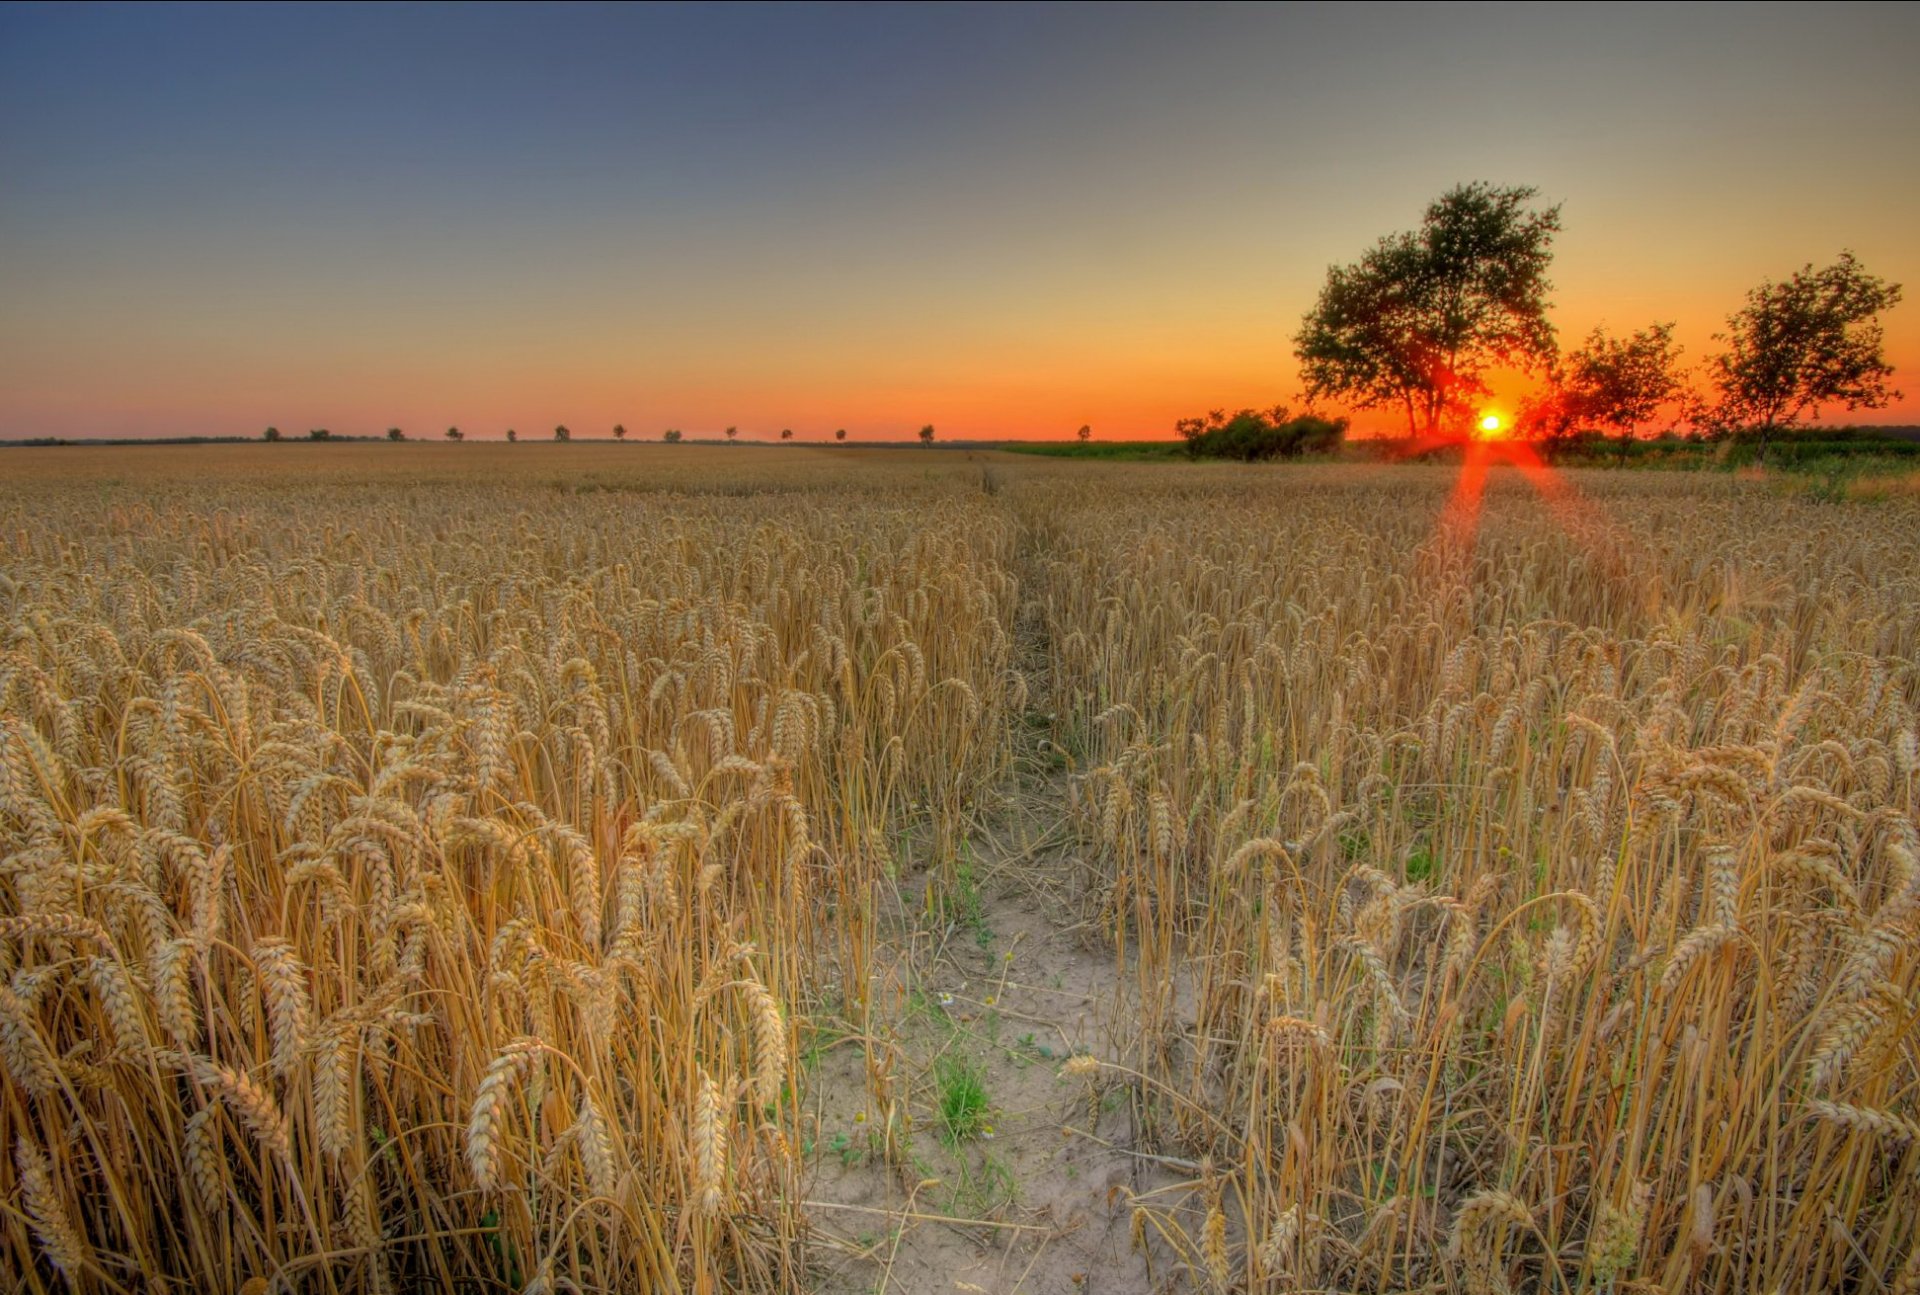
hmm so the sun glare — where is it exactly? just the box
[1477,413,1505,439]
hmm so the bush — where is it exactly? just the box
[1181,409,1348,461]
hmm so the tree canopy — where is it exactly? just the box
[1174,405,1346,460]
[1706,252,1901,453]
[1295,182,1560,437]
[1524,323,1685,443]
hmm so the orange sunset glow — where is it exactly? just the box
[2,6,1917,441]
[7,7,1920,1294]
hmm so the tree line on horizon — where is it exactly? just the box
[258,423,932,445]
[251,184,1901,464]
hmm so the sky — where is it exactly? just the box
[2,1,1917,441]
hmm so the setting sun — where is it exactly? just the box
[1476,413,1505,439]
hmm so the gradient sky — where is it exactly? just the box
[3,2,1917,441]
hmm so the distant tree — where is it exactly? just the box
[263,426,281,442]
[554,424,571,442]
[1077,424,1092,442]
[780,427,794,441]
[835,428,847,442]
[1526,323,1685,451]
[506,428,517,443]
[1705,251,1902,462]
[308,428,330,441]
[663,428,682,442]
[445,426,463,441]
[1295,182,1560,438]
[387,426,405,441]
[1174,406,1341,461]
[613,423,627,441]
[725,425,738,441]
[919,424,935,447]
[1176,406,1285,457]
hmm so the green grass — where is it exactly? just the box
[933,1054,989,1147]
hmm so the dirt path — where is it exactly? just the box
[803,523,1177,1294]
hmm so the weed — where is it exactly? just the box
[934,1055,990,1147]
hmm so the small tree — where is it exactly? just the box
[725,426,738,442]
[506,428,517,443]
[1077,424,1091,443]
[554,424,571,442]
[309,428,330,441]
[919,424,935,447]
[1706,251,1902,462]
[1175,406,1343,461]
[835,428,847,442]
[663,428,682,442]
[613,424,627,441]
[1527,323,1685,454]
[387,426,405,442]
[263,426,281,442]
[445,426,463,441]
[1296,182,1561,438]
[780,427,793,441]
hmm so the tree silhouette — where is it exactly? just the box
[506,428,517,443]
[613,424,627,441]
[445,426,463,441]
[554,424,571,442]
[780,427,793,441]
[663,428,682,442]
[387,427,405,441]
[263,426,281,442]
[919,424,935,447]
[725,426,738,441]
[1706,252,1902,463]
[1296,182,1560,438]
[1173,406,1343,461]
[308,428,330,441]
[1077,424,1092,442]
[835,428,847,442]
[1525,324,1685,452]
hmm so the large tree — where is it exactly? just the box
[1705,252,1901,461]
[1295,182,1561,438]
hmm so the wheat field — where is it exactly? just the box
[1,443,1916,1294]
